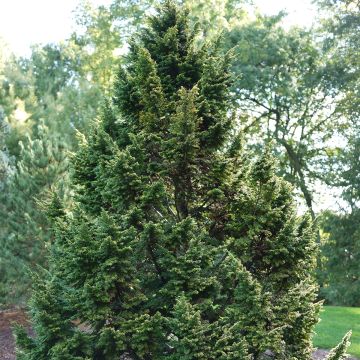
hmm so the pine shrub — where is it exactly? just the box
[0,122,69,304]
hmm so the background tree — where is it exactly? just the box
[184,0,249,42]
[0,43,14,183]
[16,2,328,359]
[314,0,360,305]
[318,124,360,305]
[316,0,360,109]
[0,38,98,304]
[0,42,87,304]
[223,14,346,220]
[0,122,70,305]
[72,0,155,93]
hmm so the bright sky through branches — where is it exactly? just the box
[0,0,316,57]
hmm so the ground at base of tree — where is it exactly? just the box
[314,306,360,357]
[312,349,357,360]
[0,308,32,360]
[0,308,358,360]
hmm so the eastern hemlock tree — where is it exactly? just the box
[17,2,322,359]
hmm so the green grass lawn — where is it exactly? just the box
[314,306,360,357]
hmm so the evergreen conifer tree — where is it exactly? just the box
[17,2,325,359]
[0,122,69,304]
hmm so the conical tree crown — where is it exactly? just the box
[17,2,320,359]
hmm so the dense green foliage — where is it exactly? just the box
[0,123,69,304]
[15,2,325,359]
[320,208,360,306]
[225,16,344,220]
